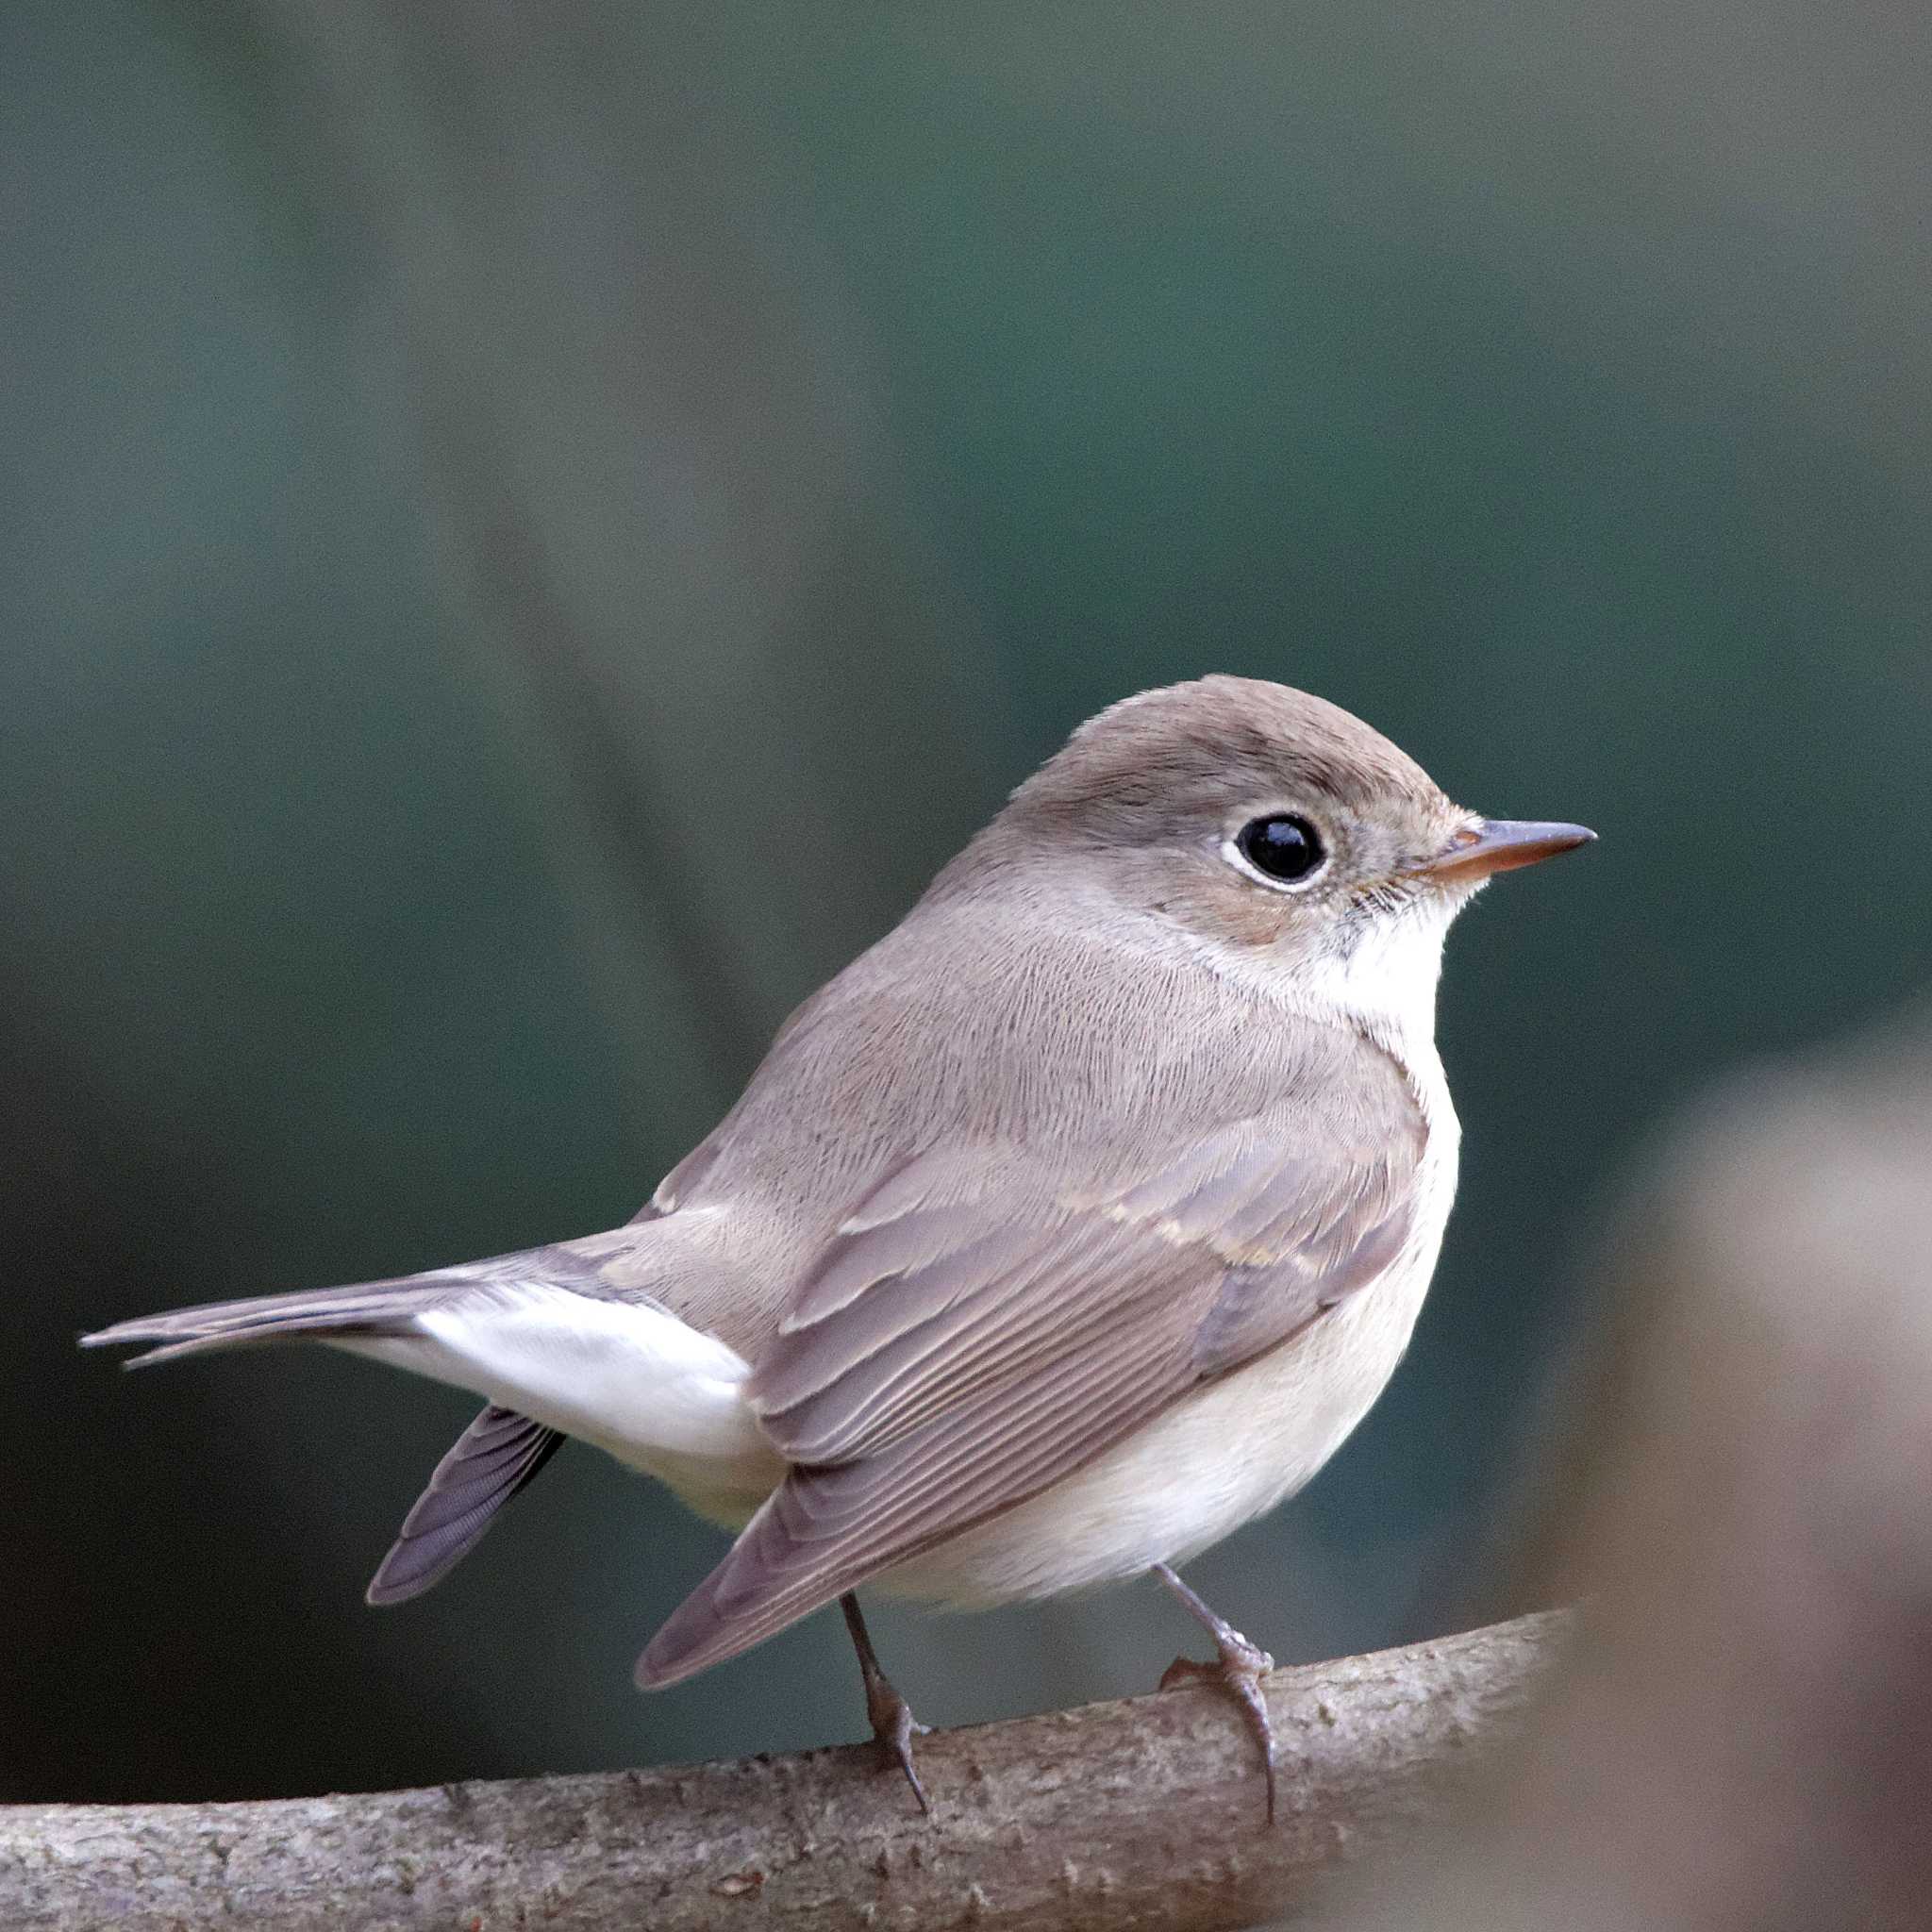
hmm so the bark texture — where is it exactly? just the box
[0,1610,1564,1932]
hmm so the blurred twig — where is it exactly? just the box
[1317,1000,1932,1931]
[258,1,1007,1130]
[0,1611,1565,1932]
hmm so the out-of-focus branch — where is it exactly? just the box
[0,1611,1565,1932]
[258,2,1008,1119]
[1317,999,1932,1932]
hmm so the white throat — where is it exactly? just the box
[1299,895,1457,1063]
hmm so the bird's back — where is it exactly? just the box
[640,868,1436,1370]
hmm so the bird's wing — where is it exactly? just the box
[365,1405,565,1606]
[639,1058,1424,1685]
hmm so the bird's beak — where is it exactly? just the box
[1414,818,1596,884]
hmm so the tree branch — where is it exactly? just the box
[0,1610,1565,1932]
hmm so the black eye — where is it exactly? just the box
[1235,814,1325,885]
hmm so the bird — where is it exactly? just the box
[85,675,1594,1820]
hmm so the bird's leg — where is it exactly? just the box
[840,1591,932,1814]
[1152,1563,1278,1824]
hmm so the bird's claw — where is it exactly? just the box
[866,1683,932,1815]
[1158,1626,1279,1824]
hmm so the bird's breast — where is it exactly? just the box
[874,1208,1453,1607]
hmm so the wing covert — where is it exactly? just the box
[640,1070,1424,1686]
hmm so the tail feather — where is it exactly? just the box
[85,1232,782,1507]
[79,1236,627,1367]
[81,1272,463,1367]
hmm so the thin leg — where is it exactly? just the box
[840,1592,932,1814]
[1153,1563,1278,1824]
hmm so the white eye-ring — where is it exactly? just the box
[1224,813,1328,890]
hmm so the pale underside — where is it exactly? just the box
[341,1228,1441,1622]
[89,859,1464,1682]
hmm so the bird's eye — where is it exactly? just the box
[1232,814,1326,886]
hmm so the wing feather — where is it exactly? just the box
[641,1052,1424,1686]
[365,1406,564,1606]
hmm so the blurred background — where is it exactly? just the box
[2,1,1925,1807]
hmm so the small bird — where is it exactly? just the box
[86,677,1592,1819]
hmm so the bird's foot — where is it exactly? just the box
[841,1591,932,1814]
[1158,1632,1278,1824]
[863,1674,933,1815]
[1153,1565,1279,1824]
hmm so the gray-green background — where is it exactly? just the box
[4,2,1926,1802]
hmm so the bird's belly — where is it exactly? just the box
[874,1257,1433,1608]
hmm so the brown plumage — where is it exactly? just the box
[641,1031,1424,1682]
[86,676,1593,1814]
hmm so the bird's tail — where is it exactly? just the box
[82,1233,775,1480]
[88,1229,787,1607]
[79,1235,633,1368]
[81,1267,464,1366]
